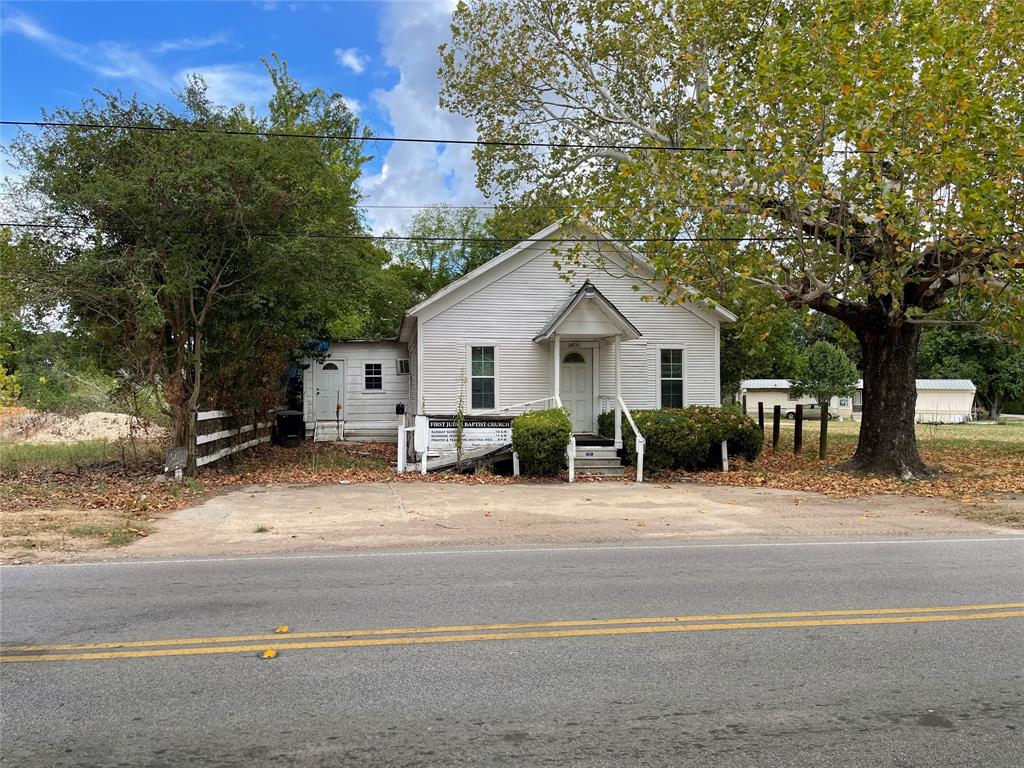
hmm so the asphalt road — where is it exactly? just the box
[2,536,1023,767]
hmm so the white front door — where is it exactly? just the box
[560,348,593,433]
[316,362,344,421]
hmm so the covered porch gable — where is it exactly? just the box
[533,282,640,447]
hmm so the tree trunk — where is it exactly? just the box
[845,320,929,477]
[990,394,1001,421]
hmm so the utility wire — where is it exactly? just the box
[0,119,876,155]
[0,221,800,244]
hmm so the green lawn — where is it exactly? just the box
[770,419,1024,450]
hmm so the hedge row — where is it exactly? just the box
[511,407,573,476]
[598,406,763,473]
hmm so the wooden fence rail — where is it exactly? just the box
[194,410,272,468]
[165,410,272,477]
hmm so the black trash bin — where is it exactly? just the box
[273,410,305,447]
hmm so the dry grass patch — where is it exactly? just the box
[679,422,1024,515]
[1,508,154,562]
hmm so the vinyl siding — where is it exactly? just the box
[303,341,411,440]
[418,241,721,415]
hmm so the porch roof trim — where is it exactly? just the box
[532,281,642,342]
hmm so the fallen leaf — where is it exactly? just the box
[274,626,289,634]
[261,648,278,659]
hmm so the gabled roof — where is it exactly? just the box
[401,219,738,325]
[405,219,566,318]
[532,281,642,342]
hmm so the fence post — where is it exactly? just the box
[512,451,520,476]
[187,411,198,476]
[720,440,729,472]
[772,405,781,451]
[794,404,803,455]
[567,436,576,483]
[397,422,407,473]
[636,437,645,483]
[758,402,765,433]
[819,402,829,459]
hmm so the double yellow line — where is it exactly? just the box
[3,603,1022,664]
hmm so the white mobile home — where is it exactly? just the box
[907,379,977,423]
[739,380,854,421]
[303,221,736,449]
[739,378,977,424]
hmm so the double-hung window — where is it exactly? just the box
[659,348,684,408]
[364,362,383,391]
[470,346,496,410]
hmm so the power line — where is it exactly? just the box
[0,119,875,155]
[0,221,800,244]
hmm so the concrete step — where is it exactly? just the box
[574,446,619,459]
[574,457,624,470]
[313,423,345,442]
[576,465,626,477]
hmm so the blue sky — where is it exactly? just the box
[0,0,484,231]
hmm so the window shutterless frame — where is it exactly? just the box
[657,347,685,408]
[466,343,498,411]
[363,362,384,392]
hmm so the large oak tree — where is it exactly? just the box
[440,0,1024,476]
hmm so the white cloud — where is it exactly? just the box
[2,12,268,110]
[2,12,171,93]
[335,47,369,74]
[342,96,363,116]
[360,1,484,233]
[151,34,228,55]
[176,65,274,109]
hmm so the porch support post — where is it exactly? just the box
[614,334,622,449]
[552,334,561,405]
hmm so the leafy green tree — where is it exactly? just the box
[362,195,569,338]
[919,328,1024,418]
[440,0,1024,476]
[791,342,860,459]
[383,205,490,304]
[8,58,376,470]
[720,304,804,399]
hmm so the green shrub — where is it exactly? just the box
[511,408,572,476]
[597,410,617,440]
[610,405,763,472]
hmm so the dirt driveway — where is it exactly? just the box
[112,481,1022,560]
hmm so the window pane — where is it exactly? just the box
[661,379,683,408]
[365,363,383,390]
[660,349,682,379]
[471,346,494,377]
[471,377,495,409]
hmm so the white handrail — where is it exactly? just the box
[618,396,645,483]
[477,396,560,416]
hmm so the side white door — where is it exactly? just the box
[315,362,344,421]
[560,349,593,433]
